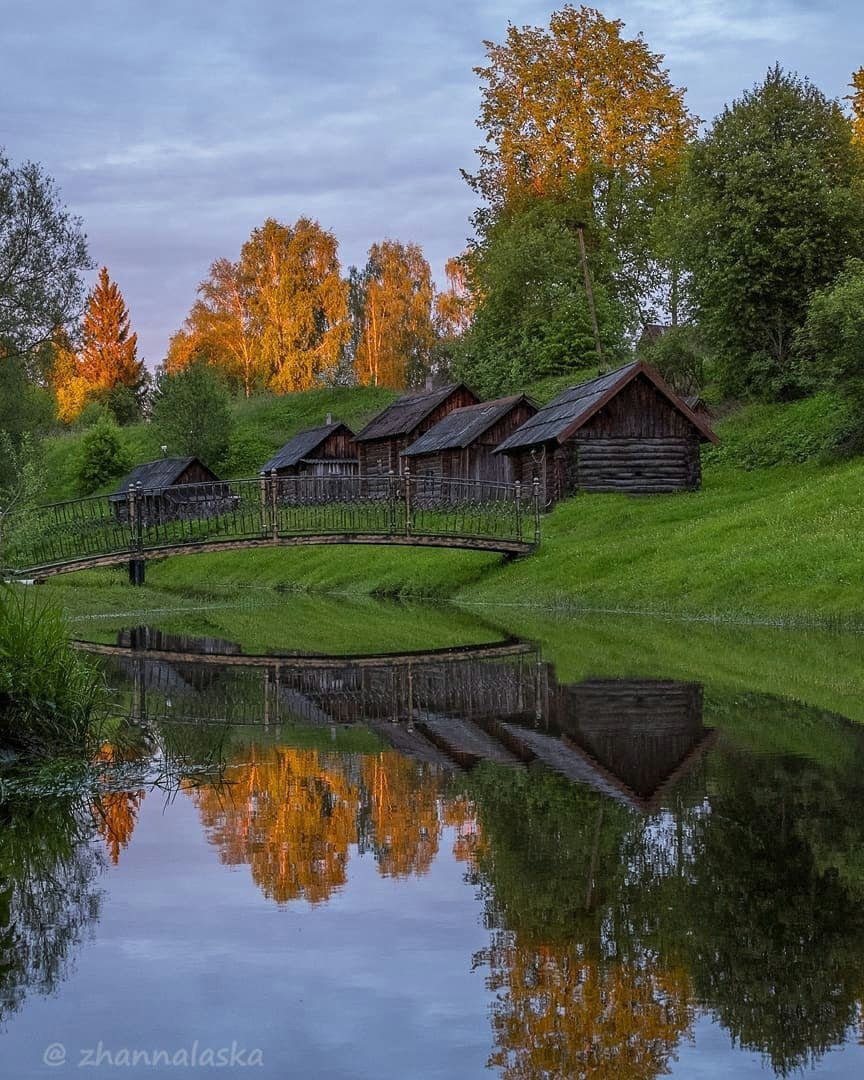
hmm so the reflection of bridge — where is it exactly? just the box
[87,629,715,814]
[3,474,541,581]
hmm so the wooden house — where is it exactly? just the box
[354,383,479,475]
[494,360,718,504]
[683,394,714,424]
[110,457,223,522]
[261,420,357,478]
[636,323,670,356]
[400,394,537,487]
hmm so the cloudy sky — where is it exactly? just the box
[2,0,858,364]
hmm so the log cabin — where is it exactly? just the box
[354,383,479,475]
[494,360,718,504]
[110,457,223,523]
[400,394,537,487]
[260,419,357,478]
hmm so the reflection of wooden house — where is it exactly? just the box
[401,394,537,486]
[354,383,479,475]
[495,361,718,504]
[110,457,222,521]
[261,420,357,478]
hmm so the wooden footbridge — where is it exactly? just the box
[1,473,541,582]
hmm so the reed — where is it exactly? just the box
[0,587,106,756]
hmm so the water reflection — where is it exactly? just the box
[2,625,864,1078]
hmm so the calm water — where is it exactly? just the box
[2,601,864,1078]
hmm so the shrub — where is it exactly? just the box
[152,362,233,469]
[75,417,131,494]
[0,589,106,757]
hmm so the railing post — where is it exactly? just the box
[514,479,522,542]
[533,476,541,545]
[270,469,279,541]
[404,463,412,537]
[259,472,268,534]
[128,482,145,585]
[387,468,396,534]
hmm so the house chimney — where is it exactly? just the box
[326,412,333,425]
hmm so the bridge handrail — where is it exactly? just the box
[2,470,541,576]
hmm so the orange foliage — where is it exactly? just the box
[480,935,693,1079]
[194,747,360,905]
[362,753,440,877]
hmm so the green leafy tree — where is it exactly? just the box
[0,151,90,358]
[643,325,705,395]
[151,361,233,468]
[75,417,130,494]
[453,198,627,395]
[676,66,864,400]
[797,258,864,452]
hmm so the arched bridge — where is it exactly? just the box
[1,472,541,582]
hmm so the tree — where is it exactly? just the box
[151,361,233,468]
[239,217,348,393]
[166,257,260,397]
[0,151,90,358]
[453,198,628,396]
[849,68,864,145]
[435,256,475,339]
[643,325,705,395]
[354,240,436,389]
[797,258,864,451]
[53,267,146,422]
[75,416,130,494]
[676,67,864,399]
[464,6,697,326]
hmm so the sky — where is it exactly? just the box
[1,0,859,365]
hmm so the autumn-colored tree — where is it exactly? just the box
[434,256,475,339]
[467,5,695,208]
[78,267,143,393]
[462,5,697,344]
[241,217,348,393]
[52,267,144,421]
[166,258,260,397]
[354,240,436,389]
[849,68,864,145]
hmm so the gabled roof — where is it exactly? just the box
[494,360,718,454]
[261,421,355,473]
[354,383,477,442]
[111,457,214,499]
[401,394,537,457]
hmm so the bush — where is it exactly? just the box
[75,417,131,494]
[644,325,705,395]
[152,362,233,469]
[0,589,106,756]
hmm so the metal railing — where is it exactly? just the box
[1,468,541,575]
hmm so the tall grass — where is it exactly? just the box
[0,588,106,756]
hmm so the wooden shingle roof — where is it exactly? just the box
[261,422,354,473]
[495,360,718,454]
[401,395,536,457]
[110,457,214,499]
[354,384,477,442]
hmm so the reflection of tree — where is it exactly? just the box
[0,796,103,1026]
[362,753,439,877]
[91,742,145,865]
[195,748,360,904]
[479,935,692,1080]
[682,743,864,1076]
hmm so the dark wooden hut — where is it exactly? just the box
[354,383,479,475]
[110,457,223,522]
[401,394,537,486]
[683,394,714,424]
[494,360,718,504]
[261,420,357,478]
